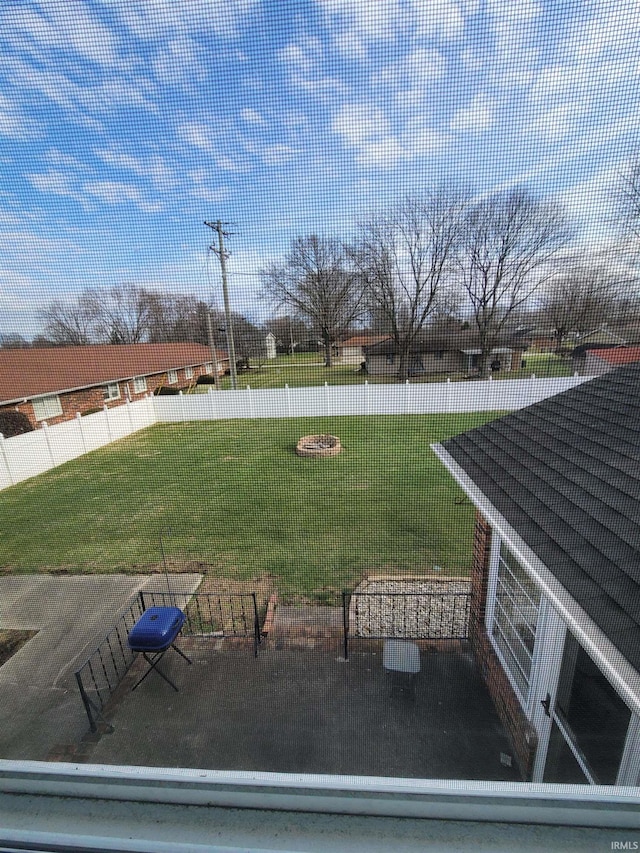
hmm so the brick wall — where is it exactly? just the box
[469,510,538,780]
[3,363,210,429]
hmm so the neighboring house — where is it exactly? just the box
[431,364,640,784]
[364,331,525,377]
[573,345,640,376]
[0,343,228,428]
[334,335,390,366]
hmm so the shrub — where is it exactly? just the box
[154,385,181,395]
[81,407,102,417]
[196,375,217,384]
[0,410,34,437]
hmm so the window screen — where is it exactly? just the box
[0,0,639,798]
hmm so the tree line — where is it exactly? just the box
[5,163,640,380]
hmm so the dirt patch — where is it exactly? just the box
[0,630,37,668]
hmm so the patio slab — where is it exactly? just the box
[0,574,202,760]
[87,638,522,781]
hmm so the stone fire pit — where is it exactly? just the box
[296,434,342,458]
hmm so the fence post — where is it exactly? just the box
[324,382,330,416]
[252,592,260,657]
[103,405,112,442]
[41,421,55,468]
[75,671,97,733]
[365,381,370,416]
[76,412,87,454]
[0,433,14,487]
[286,383,292,418]
[126,398,134,433]
[342,591,349,660]
[179,390,187,421]
[405,379,410,414]
[208,387,217,420]
[247,385,255,419]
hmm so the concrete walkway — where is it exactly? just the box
[0,574,201,760]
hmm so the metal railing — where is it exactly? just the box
[75,590,261,732]
[342,590,471,659]
[138,590,261,656]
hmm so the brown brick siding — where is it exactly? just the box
[1,364,211,429]
[469,510,538,780]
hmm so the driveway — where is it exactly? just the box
[0,574,202,760]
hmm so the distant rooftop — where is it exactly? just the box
[0,343,224,403]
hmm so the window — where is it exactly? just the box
[185,367,194,379]
[103,383,120,401]
[491,542,541,700]
[132,377,147,394]
[32,395,62,421]
[205,363,213,374]
[167,370,178,384]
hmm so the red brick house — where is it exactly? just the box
[0,343,228,428]
[432,365,640,785]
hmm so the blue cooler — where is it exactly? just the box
[128,606,185,651]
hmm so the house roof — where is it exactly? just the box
[365,330,522,355]
[339,335,390,348]
[437,363,640,675]
[587,346,640,366]
[0,343,225,403]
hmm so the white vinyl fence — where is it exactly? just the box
[0,376,590,490]
[152,375,590,421]
[0,397,156,489]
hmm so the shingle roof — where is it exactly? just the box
[589,346,640,366]
[440,363,640,673]
[365,330,523,355]
[0,343,225,402]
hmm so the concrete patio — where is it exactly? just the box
[85,633,522,781]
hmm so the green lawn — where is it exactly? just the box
[201,352,572,391]
[0,414,499,599]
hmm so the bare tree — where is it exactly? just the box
[0,334,30,348]
[353,191,468,380]
[459,189,572,377]
[88,284,153,344]
[537,265,622,352]
[40,294,98,345]
[261,235,364,367]
[617,152,640,244]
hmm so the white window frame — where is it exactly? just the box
[205,362,213,374]
[32,394,62,421]
[185,366,194,379]
[487,536,542,710]
[103,383,120,401]
[167,369,178,385]
[132,376,147,393]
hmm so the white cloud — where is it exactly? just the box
[411,0,465,40]
[332,103,390,148]
[0,93,38,140]
[261,144,298,166]
[152,37,207,84]
[450,92,495,133]
[178,121,215,152]
[241,108,266,126]
[1,2,120,67]
[25,170,81,200]
[83,180,163,213]
[377,48,446,89]
[101,0,259,40]
[95,148,177,189]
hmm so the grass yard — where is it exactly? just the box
[202,353,572,391]
[0,414,499,599]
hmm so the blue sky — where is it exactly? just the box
[1,0,640,337]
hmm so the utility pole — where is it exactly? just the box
[206,311,222,391]
[205,220,238,390]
